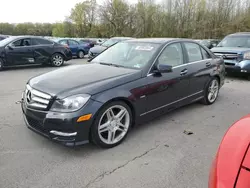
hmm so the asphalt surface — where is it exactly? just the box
[0,59,250,188]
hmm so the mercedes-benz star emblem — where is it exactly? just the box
[26,90,32,103]
[222,55,227,59]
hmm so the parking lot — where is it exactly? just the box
[0,58,250,188]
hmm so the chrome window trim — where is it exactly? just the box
[140,90,203,116]
[146,40,213,76]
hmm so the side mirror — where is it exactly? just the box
[154,64,173,74]
[5,45,13,50]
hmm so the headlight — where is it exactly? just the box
[50,94,90,112]
[243,52,250,60]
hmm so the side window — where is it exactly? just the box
[59,40,68,45]
[184,42,203,62]
[34,38,53,45]
[11,39,22,47]
[69,40,79,45]
[158,43,183,67]
[11,38,31,47]
[201,47,211,59]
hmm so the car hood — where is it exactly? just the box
[28,63,141,99]
[89,45,107,54]
[211,47,250,54]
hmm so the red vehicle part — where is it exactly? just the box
[209,114,250,188]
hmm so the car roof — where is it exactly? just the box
[110,37,134,40]
[228,32,250,36]
[125,38,198,44]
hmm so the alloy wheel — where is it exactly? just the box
[79,51,84,58]
[98,105,130,145]
[52,55,63,66]
[207,79,219,103]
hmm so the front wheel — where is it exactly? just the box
[91,101,132,148]
[201,77,220,105]
[51,53,64,67]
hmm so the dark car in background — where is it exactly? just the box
[55,38,90,59]
[88,37,133,59]
[21,38,225,148]
[211,32,250,79]
[195,39,214,49]
[0,35,9,41]
[78,38,95,48]
[0,36,72,70]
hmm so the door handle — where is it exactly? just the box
[180,69,188,76]
[206,62,211,67]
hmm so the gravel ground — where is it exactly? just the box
[0,59,249,188]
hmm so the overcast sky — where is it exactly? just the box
[0,0,139,23]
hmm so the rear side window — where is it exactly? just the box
[201,47,211,59]
[184,42,203,62]
[34,38,53,45]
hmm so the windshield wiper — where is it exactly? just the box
[99,62,125,68]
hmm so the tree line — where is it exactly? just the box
[0,0,250,39]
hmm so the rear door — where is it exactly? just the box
[182,42,215,96]
[68,39,79,56]
[144,42,191,113]
[5,38,34,65]
[32,38,54,64]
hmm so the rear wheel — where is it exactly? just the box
[91,101,132,148]
[78,50,85,59]
[51,53,64,67]
[201,77,219,105]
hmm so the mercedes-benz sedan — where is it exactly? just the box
[21,38,225,148]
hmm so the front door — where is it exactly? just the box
[5,38,34,65]
[144,42,190,114]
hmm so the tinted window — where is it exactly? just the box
[68,40,79,45]
[184,43,203,62]
[158,43,183,67]
[34,38,53,45]
[11,38,31,47]
[58,40,68,45]
[201,47,211,59]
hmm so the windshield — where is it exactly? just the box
[92,42,160,69]
[217,36,250,48]
[0,37,15,46]
[101,38,121,47]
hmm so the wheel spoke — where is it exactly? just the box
[116,109,126,121]
[117,127,127,133]
[106,109,115,120]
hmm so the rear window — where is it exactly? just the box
[34,38,53,45]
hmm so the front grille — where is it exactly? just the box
[214,52,238,60]
[25,85,52,110]
[26,116,46,132]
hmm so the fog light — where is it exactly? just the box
[241,70,247,73]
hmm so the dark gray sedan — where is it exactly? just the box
[21,38,225,148]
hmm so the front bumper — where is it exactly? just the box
[22,99,103,146]
[224,60,250,75]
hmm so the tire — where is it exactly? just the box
[201,77,220,105]
[51,53,64,67]
[77,50,85,59]
[91,101,132,148]
[0,58,3,71]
